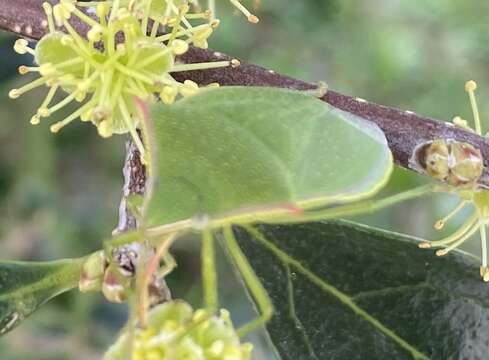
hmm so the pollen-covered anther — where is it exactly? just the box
[435,248,448,256]
[59,1,76,14]
[160,86,178,105]
[211,19,221,28]
[434,220,445,230]
[171,39,189,55]
[418,242,431,249]
[96,2,110,19]
[87,25,104,42]
[179,4,191,15]
[248,14,259,23]
[30,114,41,125]
[231,59,241,68]
[18,65,30,75]
[50,122,64,133]
[37,107,50,117]
[8,89,20,99]
[60,35,74,46]
[482,267,489,282]
[13,39,30,54]
[180,80,199,97]
[465,80,477,92]
[75,91,86,102]
[204,9,212,19]
[52,4,71,27]
[80,108,93,122]
[98,120,114,138]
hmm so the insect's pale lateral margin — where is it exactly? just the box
[3,0,489,206]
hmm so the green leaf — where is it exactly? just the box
[146,87,392,226]
[0,258,83,336]
[233,220,489,360]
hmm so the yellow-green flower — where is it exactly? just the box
[10,0,238,161]
[105,301,253,360]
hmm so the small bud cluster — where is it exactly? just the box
[10,0,240,161]
[105,301,253,360]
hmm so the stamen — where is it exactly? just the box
[465,80,482,135]
[436,220,480,256]
[50,100,96,133]
[419,213,478,248]
[480,224,488,281]
[46,91,78,115]
[42,2,56,33]
[230,0,259,23]
[134,48,173,69]
[14,39,35,55]
[434,201,467,230]
[141,0,153,35]
[118,98,146,162]
[208,0,216,20]
[168,4,190,45]
[115,63,155,85]
[9,77,47,99]
[185,10,212,20]
[69,4,102,29]
[171,60,233,72]
[37,84,59,118]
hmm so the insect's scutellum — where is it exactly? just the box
[416,80,489,281]
[10,0,241,162]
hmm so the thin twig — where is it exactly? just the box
[2,0,489,189]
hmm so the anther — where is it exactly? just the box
[231,59,241,68]
[38,107,50,117]
[465,80,477,92]
[18,65,29,75]
[13,39,29,54]
[434,220,445,230]
[436,249,448,256]
[418,242,431,249]
[172,39,189,55]
[8,89,20,99]
[248,14,259,23]
[30,115,40,125]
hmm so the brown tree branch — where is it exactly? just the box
[2,0,489,190]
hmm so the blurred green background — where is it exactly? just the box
[0,0,488,358]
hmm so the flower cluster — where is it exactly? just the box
[105,301,253,360]
[10,0,240,161]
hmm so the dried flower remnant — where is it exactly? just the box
[10,0,240,162]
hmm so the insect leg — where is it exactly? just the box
[222,225,273,337]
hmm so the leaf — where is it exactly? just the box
[0,258,83,336]
[232,220,489,360]
[146,87,392,226]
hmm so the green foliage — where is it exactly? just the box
[145,86,392,226]
[232,220,489,359]
[0,258,83,335]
